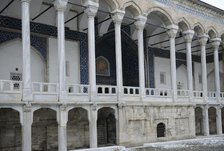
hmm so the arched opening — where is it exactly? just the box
[222,107,224,134]
[67,108,89,149]
[0,108,21,151]
[32,108,57,151]
[208,107,217,135]
[97,107,116,146]
[195,107,203,135]
[157,122,165,137]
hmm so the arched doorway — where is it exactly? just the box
[32,108,57,151]
[0,108,21,151]
[67,108,89,149]
[97,107,116,146]
[195,107,203,135]
[157,123,166,137]
[208,107,217,135]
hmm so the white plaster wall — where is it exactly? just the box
[0,39,45,82]
[48,38,80,84]
[176,65,188,90]
[154,57,171,89]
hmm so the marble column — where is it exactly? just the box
[203,106,209,136]
[167,25,179,101]
[211,38,221,101]
[89,105,98,148]
[21,0,32,101]
[198,34,209,102]
[21,105,33,151]
[84,1,99,101]
[54,0,68,101]
[183,30,194,101]
[134,15,147,100]
[57,106,68,151]
[216,106,223,135]
[112,10,125,101]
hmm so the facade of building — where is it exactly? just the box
[0,0,224,151]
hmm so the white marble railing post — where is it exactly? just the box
[134,15,147,100]
[84,1,99,101]
[89,105,98,148]
[183,30,194,101]
[203,106,209,136]
[216,106,223,135]
[21,0,32,101]
[211,38,221,101]
[112,10,125,101]
[21,105,33,151]
[167,25,179,101]
[198,34,209,102]
[57,106,68,151]
[54,0,68,101]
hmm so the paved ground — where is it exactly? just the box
[129,136,224,151]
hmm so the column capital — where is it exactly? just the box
[112,9,125,25]
[134,15,147,31]
[54,0,68,12]
[183,30,194,43]
[84,1,99,18]
[198,34,209,46]
[21,0,31,3]
[211,38,221,50]
[167,24,179,38]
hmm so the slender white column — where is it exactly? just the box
[203,106,209,136]
[211,38,221,101]
[216,106,223,135]
[167,25,179,101]
[21,105,33,151]
[84,1,99,101]
[21,0,32,101]
[183,30,194,101]
[198,34,209,102]
[54,0,68,101]
[112,10,125,101]
[134,15,147,100]
[89,105,98,148]
[57,106,68,151]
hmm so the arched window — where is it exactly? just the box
[96,56,110,76]
[157,123,165,137]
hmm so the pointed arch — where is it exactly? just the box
[121,1,142,17]
[177,17,191,32]
[103,0,119,10]
[193,22,205,36]
[147,7,173,26]
[206,26,218,39]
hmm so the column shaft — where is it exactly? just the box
[89,108,97,148]
[21,108,32,151]
[21,0,32,101]
[217,107,223,135]
[203,106,209,136]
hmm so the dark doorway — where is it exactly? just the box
[157,123,165,137]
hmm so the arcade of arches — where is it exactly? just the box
[1,0,224,151]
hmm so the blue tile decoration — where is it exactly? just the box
[155,0,224,25]
[0,15,88,84]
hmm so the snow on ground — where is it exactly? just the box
[143,136,224,149]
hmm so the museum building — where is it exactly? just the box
[0,0,224,151]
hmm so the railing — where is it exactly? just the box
[207,91,216,98]
[0,80,22,92]
[32,82,58,94]
[146,88,172,97]
[220,92,224,98]
[67,84,89,95]
[97,85,117,95]
[177,89,189,97]
[123,86,140,96]
[193,91,203,98]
